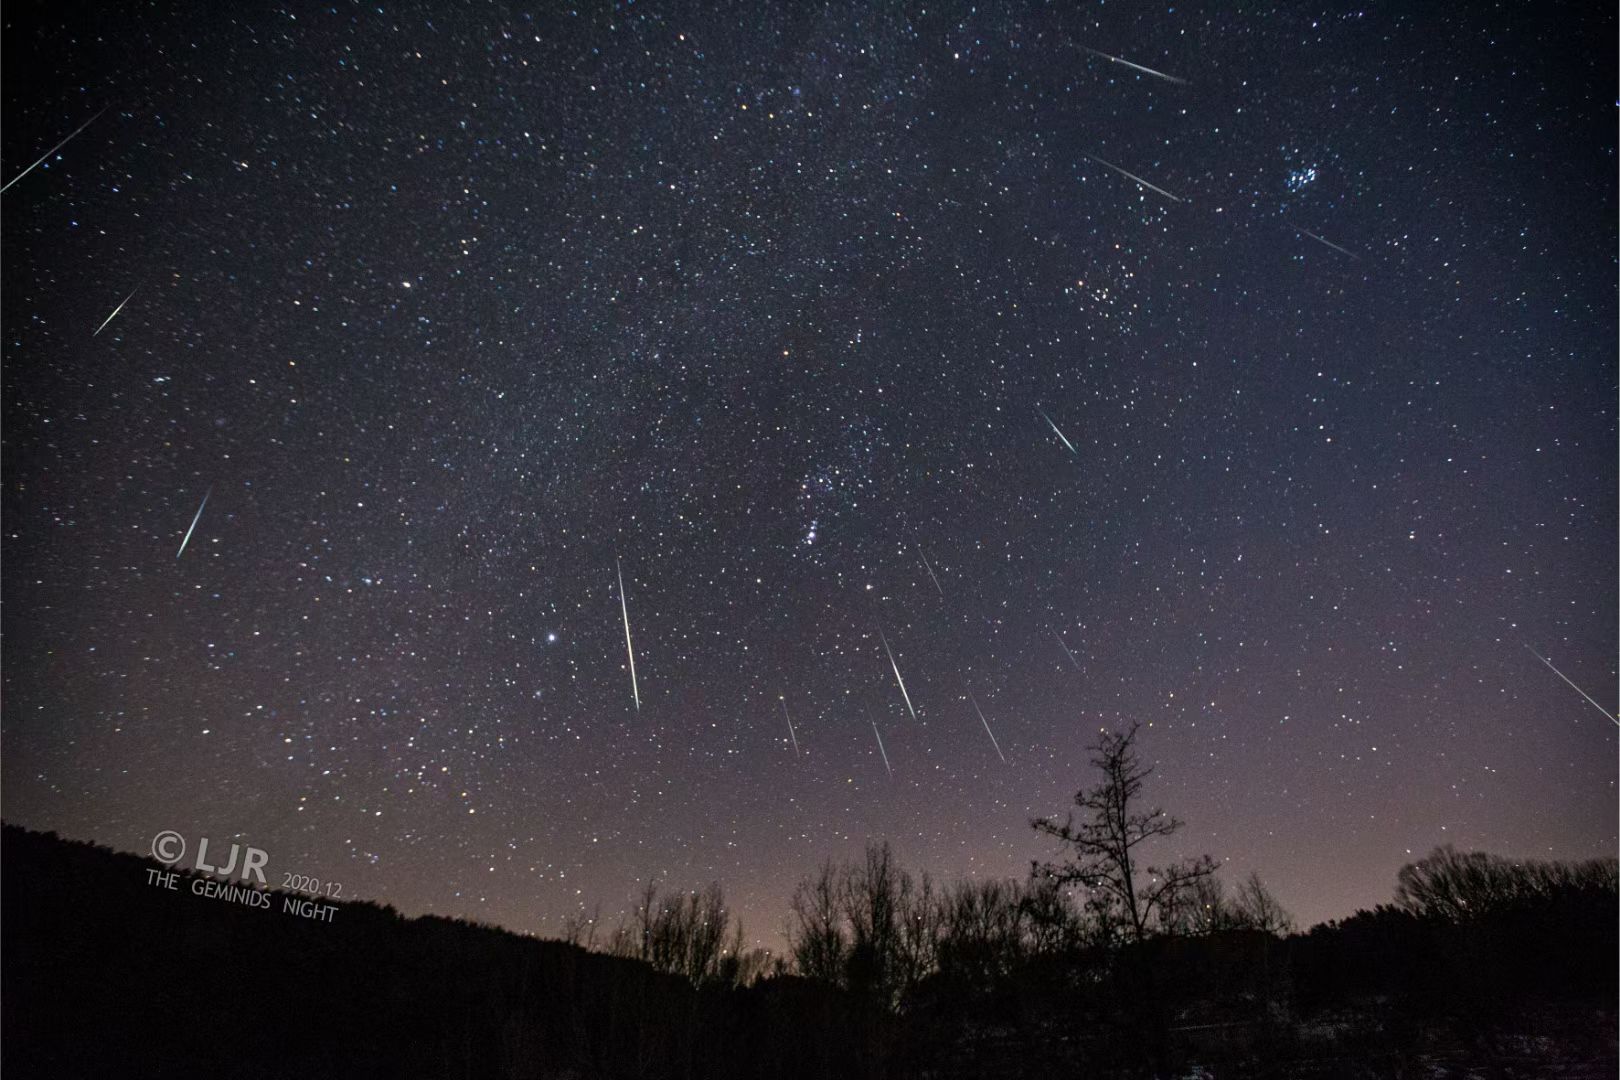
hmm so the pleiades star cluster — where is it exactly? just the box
[2,1,1613,948]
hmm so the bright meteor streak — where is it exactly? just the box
[176,487,211,560]
[1079,45,1188,85]
[917,544,944,596]
[1,106,107,195]
[964,685,1006,763]
[1037,404,1078,455]
[1053,631,1082,671]
[617,557,640,711]
[868,709,893,778]
[878,625,918,720]
[1085,154,1184,203]
[781,697,801,757]
[1297,227,1359,259]
[1525,644,1618,727]
[94,287,137,337]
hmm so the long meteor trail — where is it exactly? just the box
[868,709,893,778]
[1037,404,1078,455]
[1079,46,1188,85]
[781,698,801,757]
[94,287,137,337]
[1053,631,1082,671]
[1,106,107,195]
[175,487,211,560]
[1297,228,1359,259]
[1525,644,1618,727]
[877,625,918,720]
[616,557,640,710]
[963,684,1006,763]
[1085,154,1184,203]
[917,544,944,596]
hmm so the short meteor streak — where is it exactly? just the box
[868,709,893,778]
[917,544,944,596]
[1053,631,1082,671]
[1297,228,1359,260]
[616,557,641,710]
[877,626,918,720]
[781,697,801,757]
[1,106,107,195]
[1085,154,1184,203]
[1525,644,1618,727]
[1037,404,1078,455]
[1079,46,1188,85]
[94,287,137,337]
[963,684,1006,763]
[175,487,211,560]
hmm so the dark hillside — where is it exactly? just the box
[3,826,1614,1078]
[1,825,865,1080]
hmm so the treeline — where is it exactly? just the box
[3,723,1614,1076]
[537,840,1615,1075]
[1292,845,1618,1022]
[779,841,1291,1004]
[560,880,774,989]
[769,722,1299,1016]
[1396,844,1618,921]
[537,723,1617,1074]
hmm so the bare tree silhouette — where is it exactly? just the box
[1031,721,1217,944]
[1233,871,1295,935]
[788,858,848,985]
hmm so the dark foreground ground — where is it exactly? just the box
[2,825,1614,1079]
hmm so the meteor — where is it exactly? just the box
[1085,154,1184,203]
[175,487,211,560]
[1079,46,1188,85]
[963,684,1006,762]
[917,544,944,596]
[1036,404,1078,455]
[1,106,107,195]
[781,697,801,756]
[94,287,137,337]
[1053,631,1082,671]
[616,558,640,710]
[1297,228,1359,259]
[868,708,893,778]
[1525,644,1618,727]
[877,625,918,720]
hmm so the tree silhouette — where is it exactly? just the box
[1232,871,1295,935]
[1395,844,1618,920]
[787,858,847,985]
[1031,721,1217,944]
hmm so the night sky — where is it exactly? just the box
[3,2,1614,948]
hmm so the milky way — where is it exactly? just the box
[2,2,1614,948]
